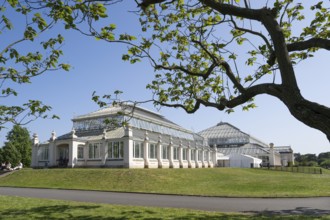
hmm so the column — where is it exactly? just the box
[179,140,183,168]
[194,148,199,168]
[67,129,78,168]
[48,131,56,167]
[157,135,162,168]
[269,143,275,167]
[100,130,107,166]
[169,136,174,168]
[212,144,217,166]
[123,125,134,168]
[207,149,211,168]
[31,133,39,168]
[144,131,150,168]
[201,148,206,168]
[83,143,88,167]
[187,144,192,168]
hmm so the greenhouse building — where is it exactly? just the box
[31,105,216,169]
[198,122,294,167]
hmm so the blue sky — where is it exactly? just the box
[1,1,330,154]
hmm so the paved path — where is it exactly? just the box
[1,187,330,215]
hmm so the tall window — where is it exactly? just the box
[182,148,187,160]
[173,147,179,160]
[191,150,195,160]
[108,141,124,159]
[198,151,203,161]
[38,146,48,161]
[133,141,144,158]
[89,143,101,159]
[149,143,157,159]
[78,145,84,159]
[204,151,209,161]
[204,151,208,161]
[162,145,169,159]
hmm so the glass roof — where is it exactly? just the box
[217,144,271,156]
[71,105,199,142]
[274,146,293,153]
[198,122,250,145]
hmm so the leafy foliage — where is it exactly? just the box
[96,0,330,141]
[0,125,31,166]
[2,1,330,143]
[294,151,330,168]
[0,0,117,129]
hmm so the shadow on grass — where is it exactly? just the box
[0,205,111,220]
[0,205,329,220]
[247,207,330,216]
[0,205,249,220]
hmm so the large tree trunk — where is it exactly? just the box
[281,89,330,142]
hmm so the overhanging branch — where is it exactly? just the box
[155,83,282,113]
[268,38,330,66]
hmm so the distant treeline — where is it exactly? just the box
[294,152,330,168]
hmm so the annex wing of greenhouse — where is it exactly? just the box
[198,122,294,167]
[31,105,216,168]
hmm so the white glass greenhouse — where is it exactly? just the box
[31,104,216,168]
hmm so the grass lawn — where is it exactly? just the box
[0,195,329,220]
[0,168,330,197]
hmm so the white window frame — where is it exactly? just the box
[182,148,187,160]
[173,147,179,160]
[108,141,124,159]
[38,146,49,161]
[204,151,208,161]
[89,143,101,159]
[133,141,144,158]
[198,151,203,161]
[149,143,157,159]
[77,145,84,159]
[191,150,195,160]
[162,145,169,159]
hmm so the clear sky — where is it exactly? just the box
[1,1,329,154]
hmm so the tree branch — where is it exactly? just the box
[288,38,330,51]
[229,18,274,55]
[199,0,264,21]
[268,38,330,66]
[155,83,282,113]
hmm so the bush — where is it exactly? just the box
[307,161,318,167]
[320,159,330,169]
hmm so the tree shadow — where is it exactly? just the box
[1,205,329,219]
[0,205,123,220]
[246,207,330,216]
[120,210,251,220]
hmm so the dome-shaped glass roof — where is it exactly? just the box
[198,122,250,146]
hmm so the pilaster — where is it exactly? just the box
[144,131,150,168]
[123,125,134,168]
[31,133,39,168]
[169,136,174,168]
[187,145,192,168]
[157,135,162,168]
[179,140,183,168]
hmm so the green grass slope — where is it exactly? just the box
[1,168,330,197]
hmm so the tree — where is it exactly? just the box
[2,1,330,144]
[0,0,112,129]
[0,125,31,166]
[112,0,330,142]
[294,153,317,166]
[318,151,330,164]
[0,142,21,166]
[320,159,330,169]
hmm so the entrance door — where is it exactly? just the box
[57,145,69,167]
